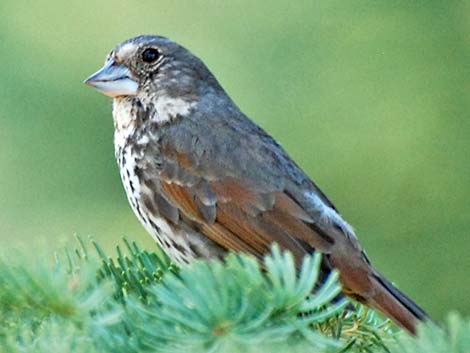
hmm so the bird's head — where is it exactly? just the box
[84,35,219,102]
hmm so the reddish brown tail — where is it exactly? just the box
[366,272,428,334]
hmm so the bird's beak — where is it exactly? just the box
[84,60,138,97]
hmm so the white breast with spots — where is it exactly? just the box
[112,99,198,265]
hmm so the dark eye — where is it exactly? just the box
[142,48,160,63]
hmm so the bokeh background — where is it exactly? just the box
[0,1,468,319]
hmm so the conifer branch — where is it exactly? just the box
[0,237,466,353]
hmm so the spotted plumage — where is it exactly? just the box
[85,34,428,334]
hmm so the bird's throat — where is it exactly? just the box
[113,97,139,155]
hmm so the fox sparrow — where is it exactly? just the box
[85,35,428,333]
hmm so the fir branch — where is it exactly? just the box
[0,237,467,353]
[92,238,174,302]
[122,246,347,352]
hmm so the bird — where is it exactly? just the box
[84,34,428,334]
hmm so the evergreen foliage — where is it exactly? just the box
[0,237,466,353]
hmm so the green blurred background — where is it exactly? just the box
[0,1,468,319]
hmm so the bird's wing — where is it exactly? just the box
[160,175,334,264]
[141,117,348,266]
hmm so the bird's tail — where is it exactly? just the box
[363,271,428,334]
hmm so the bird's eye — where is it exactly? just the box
[142,48,160,63]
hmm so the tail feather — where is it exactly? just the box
[367,272,428,334]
